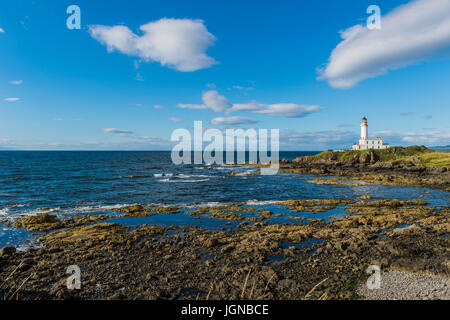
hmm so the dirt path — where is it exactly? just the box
[357,270,449,300]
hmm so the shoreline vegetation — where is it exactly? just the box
[0,146,449,300]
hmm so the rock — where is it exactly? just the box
[12,213,63,231]
[277,279,297,291]
[370,151,379,164]
[408,156,422,166]
[113,204,154,216]
[0,246,16,257]
[18,258,35,271]
[205,238,218,248]
[50,279,75,299]
[334,241,349,251]
[221,244,235,253]
[359,153,371,164]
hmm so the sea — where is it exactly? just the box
[0,151,448,249]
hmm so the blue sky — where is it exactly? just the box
[0,0,449,150]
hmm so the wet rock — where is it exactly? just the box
[44,222,127,244]
[113,204,154,217]
[18,258,35,271]
[277,279,297,291]
[334,241,350,251]
[1,194,448,300]
[205,238,218,248]
[50,279,77,299]
[221,244,235,253]
[154,206,183,214]
[0,246,16,257]
[12,213,63,232]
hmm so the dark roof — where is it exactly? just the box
[362,116,367,120]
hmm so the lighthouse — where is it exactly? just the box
[352,117,390,150]
[360,117,368,139]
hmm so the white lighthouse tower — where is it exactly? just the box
[360,117,368,139]
[352,116,389,150]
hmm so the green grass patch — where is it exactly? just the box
[417,152,450,167]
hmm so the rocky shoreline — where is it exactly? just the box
[1,147,448,300]
[275,147,450,191]
[0,198,448,300]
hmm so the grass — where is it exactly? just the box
[416,152,450,167]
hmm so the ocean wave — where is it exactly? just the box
[121,175,154,179]
[233,170,258,176]
[158,178,210,183]
[245,199,280,206]
[176,174,210,178]
[0,203,128,221]
[0,193,17,197]
[153,173,173,177]
[155,173,212,183]
[184,202,224,208]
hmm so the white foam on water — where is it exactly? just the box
[1,203,132,223]
[245,199,280,206]
[233,170,258,176]
[184,201,223,208]
[158,178,210,183]
[153,173,173,177]
[0,208,9,216]
[176,174,210,178]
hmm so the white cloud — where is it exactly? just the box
[319,0,450,89]
[374,129,450,144]
[202,90,233,112]
[211,116,258,125]
[103,128,134,136]
[177,90,232,111]
[230,102,320,118]
[177,103,208,110]
[232,84,254,91]
[10,80,22,85]
[281,130,356,145]
[53,118,63,121]
[4,97,20,102]
[178,90,321,118]
[169,117,181,123]
[89,18,217,72]
[0,28,4,33]
[154,105,164,109]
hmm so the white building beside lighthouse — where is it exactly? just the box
[352,117,390,150]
